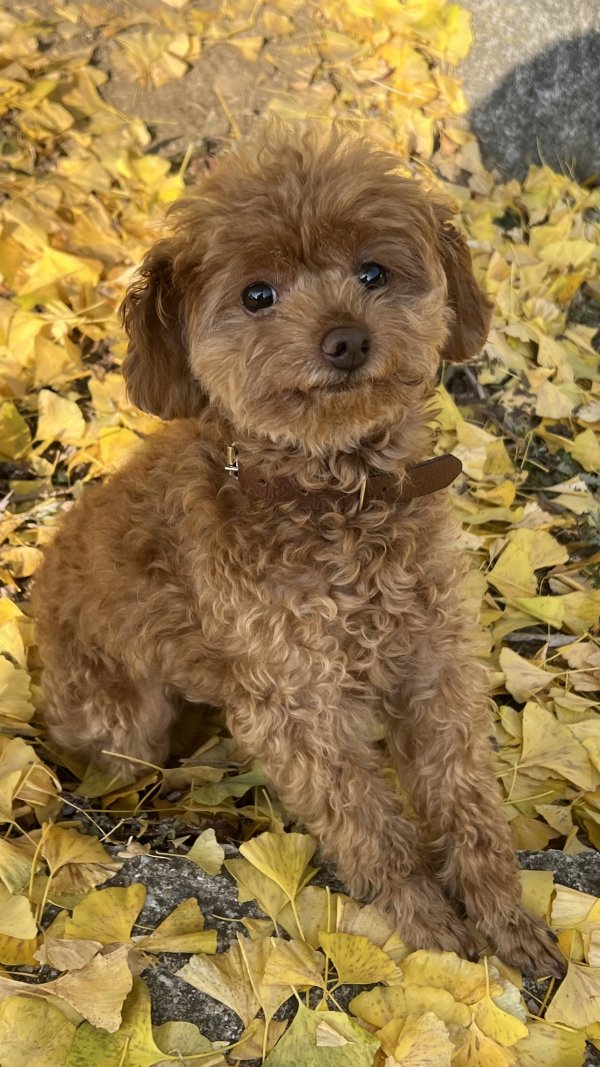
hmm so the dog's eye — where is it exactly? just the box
[241,281,278,312]
[358,263,388,289]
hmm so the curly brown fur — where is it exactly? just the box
[33,126,563,976]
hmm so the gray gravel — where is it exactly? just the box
[108,848,600,1064]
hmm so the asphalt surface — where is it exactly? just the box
[459,0,600,179]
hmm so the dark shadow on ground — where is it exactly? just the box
[470,31,600,181]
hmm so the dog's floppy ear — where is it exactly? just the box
[435,211,492,363]
[120,239,206,420]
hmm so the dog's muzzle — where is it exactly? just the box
[321,326,371,371]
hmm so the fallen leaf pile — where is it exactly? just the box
[0,0,599,1063]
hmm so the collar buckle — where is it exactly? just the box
[224,444,238,477]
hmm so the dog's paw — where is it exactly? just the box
[386,876,479,960]
[416,914,479,960]
[480,907,566,978]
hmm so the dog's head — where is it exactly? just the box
[121,127,491,451]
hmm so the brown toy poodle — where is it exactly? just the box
[33,126,564,975]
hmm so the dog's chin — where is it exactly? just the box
[297,369,425,406]
[307,373,367,395]
[222,365,431,453]
[281,372,376,412]
[245,373,423,452]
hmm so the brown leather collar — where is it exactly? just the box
[226,451,462,514]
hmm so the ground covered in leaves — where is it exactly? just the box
[0,0,599,1064]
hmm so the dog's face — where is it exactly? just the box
[121,129,491,451]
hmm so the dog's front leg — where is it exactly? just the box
[226,665,475,956]
[384,645,564,975]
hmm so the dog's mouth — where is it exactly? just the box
[321,375,362,393]
[317,370,423,394]
[278,376,366,407]
[316,364,377,393]
[279,366,425,407]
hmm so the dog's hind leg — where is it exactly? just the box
[41,657,177,775]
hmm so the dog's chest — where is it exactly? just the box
[301,517,427,668]
[210,504,439,679]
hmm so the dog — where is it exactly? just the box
[33,126,563,975]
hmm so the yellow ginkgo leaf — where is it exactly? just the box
[229,1016,287,1061]
[134,898,217,955]
[473,993,528,1047]
[153,1019,226,1064]
[177,940,260,1027]
[0,402,31,460]
[278,885,341,948]
[549,884,600,960]
[0,770,22,825]
[550,884,600,930]
[509,529,569,570]
[0,659,35,723]
[499,650,554,704]
[520,701,597,789]
[511,812,562,850]
[34,334,84,390]
[0,996,76,1067]
[512,1018,586,1067]
[335,899,402,955]
[0,885,36,940]
[535,803,574,837]
[588,930,600,966]
[545,476,598,516]
[241,917,275,941]
[534,381,574,418]
[95,426,142,471]
[236,935,293,1027]
[0,546,43,579]
[41,943,133,1032]
[561,590,600,634]
[474,480,516,507]
[0,836,34,894]
[350,984,471,1036]
[65,976,165,1063]
[41,824,119,894]
[488,546,536,600]
[571,429,600,472]
[17,246,101,307]
[318,29,368,63]
[0,943,132,1032]
[538,238,597,269]
[483,439,514,478]
[186,828,225,876]
[261,937,324,990]
[36,389,85,445]
[319,932,402,985]
[239,832,317,904]
[545,960,600,1028]
[519,870,555,920]
[513,596,564,630]
[400,951,494,1004]
[262,1003,379,1067]
[64,884,146,944]
[226,857,289,925]
[35,937,102,971]
[0,738,60,822]
[383,1012,454,1067]
[0,933,39,967]
[452,1021,516,1067]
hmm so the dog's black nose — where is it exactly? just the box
[321,326,370,370]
